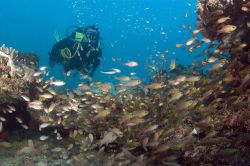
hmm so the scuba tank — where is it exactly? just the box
[66,26,85,42]
[66,25,100,45]
[59,26,85,60]
[61,25,103,60]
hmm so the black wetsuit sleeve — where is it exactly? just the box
[49,38,72,65]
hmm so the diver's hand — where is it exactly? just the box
[53,31,61,42]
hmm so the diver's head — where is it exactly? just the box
[67,25,100,46]
[85,26,100,43]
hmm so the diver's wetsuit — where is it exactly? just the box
[49,27,102,77]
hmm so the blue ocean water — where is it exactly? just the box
[0,0,197,89]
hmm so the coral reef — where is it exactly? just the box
[0,1,249,165]
[19,57,249,165]
[0,45,40,137]
[0,44,249,165]
[0,45,37,104]
[197,0,250,56]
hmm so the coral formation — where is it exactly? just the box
[197,0,250,56]
[0,45,37,105]
[0,44,249,165]
[0,45,39,137]
[19,56,249,165]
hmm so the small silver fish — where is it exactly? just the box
[39,93,53,99]
[0,117,6,122]
[124,61,138,67]
[15,117,23,124]
[28,101,44,110]
[33,72,43,77]
[21,95,30,102]
[39,66,47,71]
[101,71,117,75]
[39,123,51,131]
[40,135,49,141]
[111,68,121,73]
[50,80,66,86]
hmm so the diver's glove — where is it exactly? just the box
[53,31,61,42]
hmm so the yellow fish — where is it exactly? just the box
[115,76,130,81]
[147,83,164,90]
[92,109,111,121]
[217,25,237,34]
[217,16,231,24]
[125,80,141,87]
[241,6,250,12]
[175,43,183,48]
[170,59,176,71]
[186,37,196,46]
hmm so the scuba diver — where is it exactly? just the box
[49,25,102,77]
